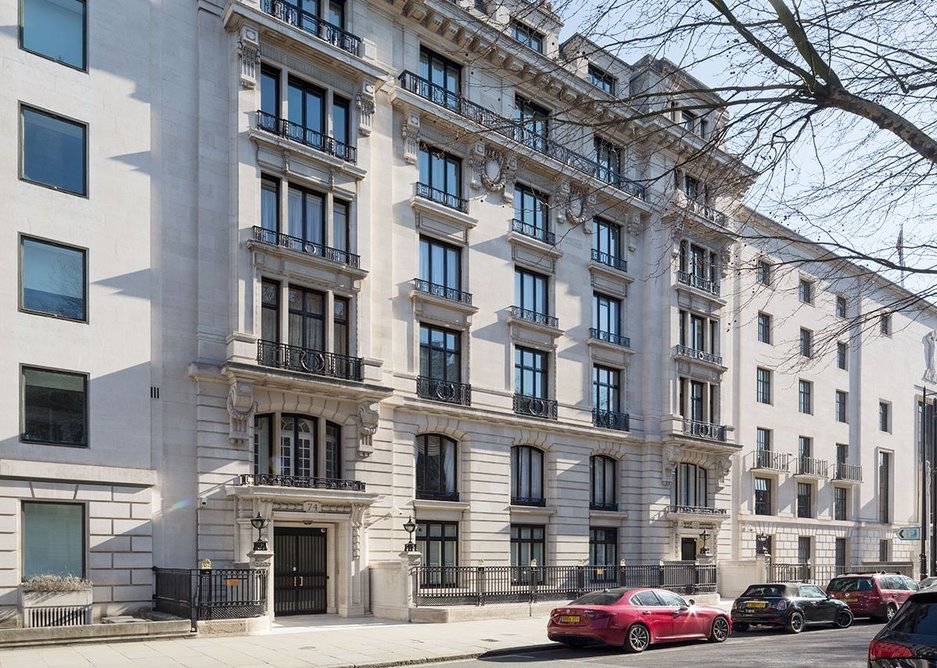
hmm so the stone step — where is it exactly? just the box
[0,619,194,648]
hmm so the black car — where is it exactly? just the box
[868,587,937,666]
[731,582,853,633]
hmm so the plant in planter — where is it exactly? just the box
[19,575,94,627]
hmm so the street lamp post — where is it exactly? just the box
[250,513,269,552]
[403,516,417,552]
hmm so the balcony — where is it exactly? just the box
[751,450,790,472]
[416,376,472,406]
[513,394,558,420]
[511,496,547,507]
[795,456,830,478]
[509,305,558,329]
[256,111,356,163]
[683,419,728,443]
[590,501,619,512]
[674,190,727,227]
[252,226,360,268]
[397,71,646,201]
[589,328,630,349]
[256,340,363,381]
[674,344,723,366]
[834,462,862,482]
[238,473,366,491]
[593,408,630,431]
[413,278,473,306]
[676,270,720,296]
[259,0,362,56]
[591,249,628,273]
[416,490,460,502]
[415,182,468,213]
[666,505,728,517]
[511,218,555,245]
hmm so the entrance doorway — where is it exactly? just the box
[274,527,328,615]
[680,537,698,561]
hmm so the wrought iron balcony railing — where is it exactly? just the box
[257,340,363,381]
[259,0,362,56]
[591,248,627,273]
[416,376,472,406]
[593,408,630,431]
[683,419,727,442]
[589,328,630,348]
[416,490,460,502]
[752,450,790,471]
[674,344,723,366]
[589,501,618,512]
[252,226,360,268]
[413,278,473,306]
[834,462,862,482]
[676,270,720,296]
[513,393,558,420]
[511,495,547,507]
[510,305,559,329]
[398,71,646,201]
[415,182,469,213]
[797,456,830,477]
[256,111,356,163]
[238,473,366,491]
[678,192,727,226]
[666,505,728,516]
[511,218,555,245]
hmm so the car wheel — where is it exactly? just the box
[884,604,898,622]
[734,622,749,632]
[834,608,853,629]
[624,623,650,654]
[709,616,730,643]
[786,611,804,634]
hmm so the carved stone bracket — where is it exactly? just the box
[713,455,732,491]
[661,445,681,485]
[470,144,516,202]
[557,181,595,227]
[356,82,376,137]
[237,25,261,90]
[227,381,257,447]
[356,401,379,457]
[627,213,641,252]
[351,505,366,560]
[401,112,421,165]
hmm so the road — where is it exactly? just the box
[442,620,883,668]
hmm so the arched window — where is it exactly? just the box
[253,414,342,480]
[416,434,457,500]
[590,456,617,511]
[511,446,544,506]
[672,463,709,508]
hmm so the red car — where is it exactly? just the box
[547,587,731,653]
[826,573,919,621]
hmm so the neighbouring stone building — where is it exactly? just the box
[0,0,934,624]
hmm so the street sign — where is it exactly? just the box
[897,527,921,541]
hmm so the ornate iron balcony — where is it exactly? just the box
[252,226,360,268]
[238,473,366,491]
[416,490,461,502]
[591,248,627,273]
[256,111,356,163]
[595,166,647,199]
[676,270,720,296]
[259,0,362,56]
[413,278,473,306]
[589,501,619,512]
[513,393,558,420]
[511,496,546,507]
[593,408,630,431]
[674,344,723,366]
[752,450,790,471]
[415,182,468,213]
[834,462,862,482]
[257,340,363,381]
[797,456,830,477]
[590,328,630,348]
[511,218,555,245]
[510,305,559,329]
[683,419,727,442]
[416,376,472,406]
[666,505,728,516]
[680,193,727,226]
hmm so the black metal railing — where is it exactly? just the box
[513,393,558,420]
[666,505,728,516]
[590,248,628,273]
[834,462,862,482]
[676,270,720,296]
[680,194,727,226]
[398,71,646,201]
[796,456,830,477]
[238,473,366,491]
[256,111,357,163]
[416,376,472,406]
[593,408,629,431]
[753,450,790,471]
[769,563,848,587]
[416,490,460,502]
[589,328,631,348]
[674,344,723,366]
[259,0,362,56]
[153,568,267,630]
[589,501,618,512]
[511,496,546,507]
[511,218,555,245]
[257,340,363,381]
[413,562,716,606]
[415,182,469,213]
[412,278,473,306]
[252,226,360,268]
[510,305,559,329]
[683,419,727,442]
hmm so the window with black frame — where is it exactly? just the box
[419,324,466,404]
[20,236,86,322]
[253,413,342,480]
[416,434,458,501]
[288,286,325,354]
[511,21,543,52]
[287,185,325,249]
[20,0,86,70]
[21,106,86,196]
[592,218,624,270]
[513,184,551,243]
[419,48,462,111]
[23,502,84,579]
[588,65,616,95]
[797,482,813,518]
[589,528,618,581]
[590,456,616,510]
[514,268,549,320]
[511,524,545,583]
[754,477,772,515]
[592,293,621,344]
[834,486,848,521]
[259,66,280,133]
[418,145,463,210]
[514,347,550,418]
[594,137,622,186]
[593,366,623,429]
[287,76,327,150]
[514,96,549,152]
[418,237,463,301]
[416,521,458,586]
[22,366,87,446]
[511,445,544,505]
[672,463,709,509]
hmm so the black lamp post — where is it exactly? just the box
[755,532,769,555]
[698,530,711,556]
[403,516,417,552]
[250,513,269,551]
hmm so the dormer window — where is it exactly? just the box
[511,20,543,52]
[588,65,616,95]
[681,109,709,138]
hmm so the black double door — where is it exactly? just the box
[274,527,328,615]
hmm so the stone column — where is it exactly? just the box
[248,548,274,633]
[400,550,422,618]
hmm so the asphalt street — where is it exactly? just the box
[443,619,885,668]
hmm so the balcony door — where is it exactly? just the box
[274,527,328,615]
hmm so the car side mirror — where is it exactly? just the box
[689,599,696,606]
[674,606,688,617]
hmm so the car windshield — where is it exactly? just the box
[828,578,872,592]
[741,585,786,598]
[570,590,627,606]
[890,599,937,636]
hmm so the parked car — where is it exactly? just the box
[547,587,731,653]
[827,573,919,622]
[731,582,853,633]
[868,587,937,666]
[920,576,937,590]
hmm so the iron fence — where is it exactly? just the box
[769,562,851,587]
[153,568,267,630]
[259,0,362,56]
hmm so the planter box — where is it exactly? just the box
[19,588,93,628]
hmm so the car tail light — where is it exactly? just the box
[731,600,740,610]
[775,600,788,611]
[869,640,914,659]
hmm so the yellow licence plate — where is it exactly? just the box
[747,601,767,609]
[845,594,857,600]
[560,615,581,623]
